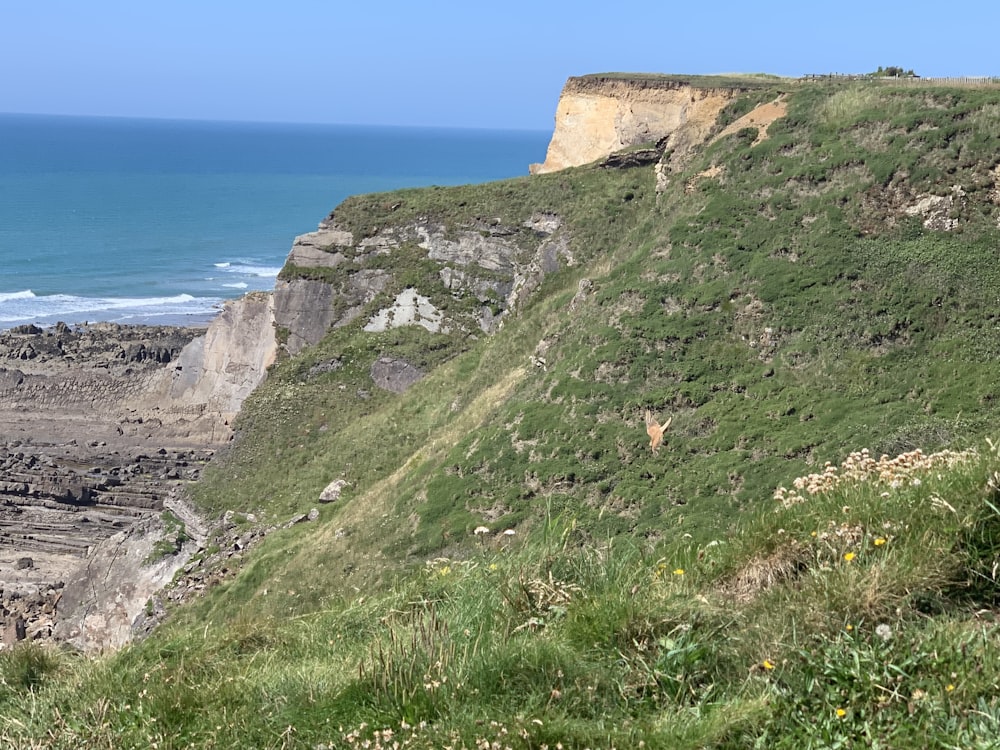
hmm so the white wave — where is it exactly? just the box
[0,289,36,303]
[223,264,282,278]
[222,282,249,289]
[0,291,221,327]
[214,262,232,268]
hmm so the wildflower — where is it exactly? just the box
[875,623,893,642]
[946,684,956,692]
[843,552,856,562]
[673,568,685,576]
[836,708,847,718]
[873,537,887,546]
[845,624,854,632]
[762,659,775,670]
[488,563,498,571]
[438,566,451,577]
[810,531,817,537]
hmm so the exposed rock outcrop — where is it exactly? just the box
[139,293,278,443]
[530,75,745,174]
[274,213,574,355]
[0,299,275,650]
[370,356,425,393]
[51,497,203,652]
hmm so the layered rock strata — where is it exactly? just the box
[274,213,572,356]
[0,300,275,649]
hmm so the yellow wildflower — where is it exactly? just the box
[762,660,775,671]
[874,537,887,546]
[946,684,955,692]
[843,552,856,562]
[673,568,685,576]
[845,624,854,632]
[836,708,847,718]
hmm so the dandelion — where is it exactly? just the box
[873,537,887,546]
[673,568,685,576]
[810,530,817,537]
[946,684,956,692]
[836,708,847,718]
[762,659,775,670]
[845,624,854,632]
[843,552,856,562]
[875,623,893,642]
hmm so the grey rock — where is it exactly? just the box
[370,356,425,394]
[319,479,349,504]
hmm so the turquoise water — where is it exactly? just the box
[0,114,549,328]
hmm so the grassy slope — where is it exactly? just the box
[3,80,1000,748]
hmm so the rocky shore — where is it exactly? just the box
[0,322,218,648]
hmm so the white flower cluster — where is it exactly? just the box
[774,447,976,508]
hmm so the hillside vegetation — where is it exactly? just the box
[4,79,1000,748]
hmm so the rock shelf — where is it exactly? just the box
[0,322,217,648]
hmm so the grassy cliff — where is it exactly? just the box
[4,79,1000,748]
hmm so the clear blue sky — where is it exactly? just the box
[2,0,996,131]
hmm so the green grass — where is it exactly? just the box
[4,442,1000,747]
[6,79,1000,747]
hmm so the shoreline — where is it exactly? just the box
[0,309,223,335]
[0,321,220,644]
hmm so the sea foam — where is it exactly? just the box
[0,291,221,328]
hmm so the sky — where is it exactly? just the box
[2,0,998,131]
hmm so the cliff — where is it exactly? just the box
[0,297,276,650]
[11,74,1000,745]
[272,204,572,357]
[138,293,278,442]
[530,74,750,174]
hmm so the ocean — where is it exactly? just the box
[0,113,550,330]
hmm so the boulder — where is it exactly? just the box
[319,479,349,504]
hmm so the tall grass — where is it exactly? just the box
[4,442,1000,747]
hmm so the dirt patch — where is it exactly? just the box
[721,541,810,602]
[713,96,788,147]
[685,164,726,193]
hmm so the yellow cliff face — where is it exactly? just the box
[530,76,742,174]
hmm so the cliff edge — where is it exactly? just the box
[530,74,752,174]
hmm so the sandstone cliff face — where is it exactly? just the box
[274,213,572,356]
[530,76,743,174]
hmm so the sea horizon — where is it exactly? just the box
[0,113,550,330]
